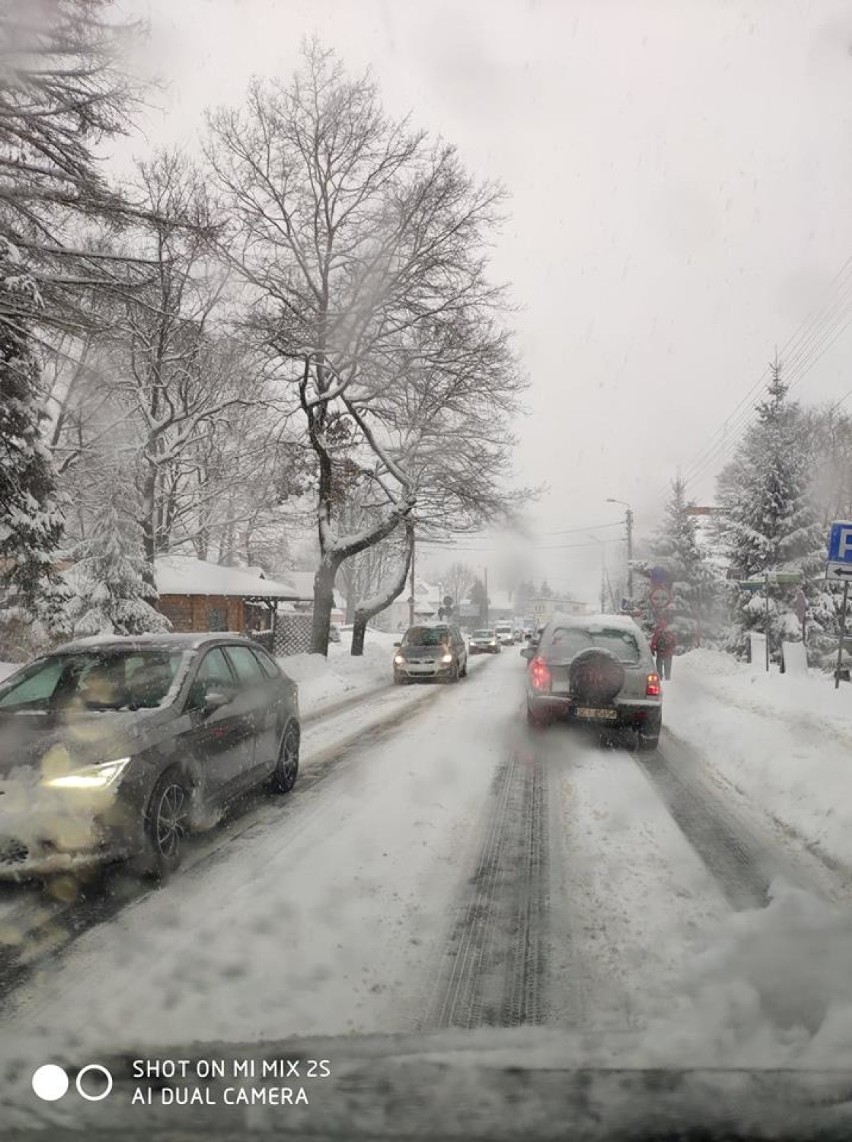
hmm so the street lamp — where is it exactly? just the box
[606,497,634,603]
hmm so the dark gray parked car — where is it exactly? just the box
[0,633,300,880]
[521,612,662,749]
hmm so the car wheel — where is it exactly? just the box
[445,661,460,683]
[460,658,468,678]
[270,720,300,793]
[393,671,408,685]
[141,769,189,880]
[527,703,549,730]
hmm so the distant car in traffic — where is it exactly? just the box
[521,612,662,749]
[469,629,501,655]
[393,623,468,683]
[0,633,301,880]
[494,621,515,646]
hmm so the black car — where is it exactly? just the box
[0,633,301,880]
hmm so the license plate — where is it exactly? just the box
[575,707,618,721]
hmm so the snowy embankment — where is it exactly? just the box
[664,648,852,871]
[276,627,397,716]
[644,647,852,1067]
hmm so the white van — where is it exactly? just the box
[494,621,515,646]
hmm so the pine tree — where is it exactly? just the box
[716,360,835,661]
[639,476,721,647]
[0,269,64,616]
[65,504,170,637]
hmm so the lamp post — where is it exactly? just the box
[606,497,633,604]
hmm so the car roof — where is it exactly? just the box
[52,632,257,654]
[544,611,644,634]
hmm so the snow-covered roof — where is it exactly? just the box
[155,556,299,600]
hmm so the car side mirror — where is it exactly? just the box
[203,689,232,714]
[520,646,534,660]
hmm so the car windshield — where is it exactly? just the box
[401,626,450,646]
[0,648,189,712]
[548,626,642,663]
[5,5,852,1139]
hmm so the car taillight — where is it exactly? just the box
[646,673,662,697]
[530,656,552,692]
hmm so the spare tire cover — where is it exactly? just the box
[568,647,625,703]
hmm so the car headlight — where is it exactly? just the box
[41,757,131,790]
[394,655,405,665]
[441,653,453,663]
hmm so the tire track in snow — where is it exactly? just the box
[637,730,815,910]
[421,732,549,1029]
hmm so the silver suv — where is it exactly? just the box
[520,612,662,749]
[393,623,468,684]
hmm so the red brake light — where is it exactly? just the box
[530,656,552,692]
[646,673,662,697]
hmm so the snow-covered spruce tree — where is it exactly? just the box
[716,361,836,662]
[0,253,64,626]
[64,503,170,637]
[640,476,721,649]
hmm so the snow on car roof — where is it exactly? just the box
[547,611,642,633]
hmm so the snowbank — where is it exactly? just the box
[277,628,397,716]
[640,879,852,1067]
[664,648,852,870]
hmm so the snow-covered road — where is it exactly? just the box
[4,646,852,1129]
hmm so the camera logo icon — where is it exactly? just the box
[32,1063,113,1102]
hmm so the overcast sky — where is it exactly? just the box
[115,0,852,604]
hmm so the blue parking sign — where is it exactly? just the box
[828,521,852,564]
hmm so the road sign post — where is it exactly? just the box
[765,571,770,673]
[836,582,850,690]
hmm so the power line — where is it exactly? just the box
[669,256,852,499]
[418,536,623,552]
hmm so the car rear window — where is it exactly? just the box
[548,626,642,664]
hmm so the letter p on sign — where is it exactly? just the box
[828,521,852,564]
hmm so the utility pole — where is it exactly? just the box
[606,498,633,607]
[484,566,489,624]
[408,531,416,628]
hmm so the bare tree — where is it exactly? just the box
[442,562,475,611]
[0,0,148,335]
[206,44,529,653]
